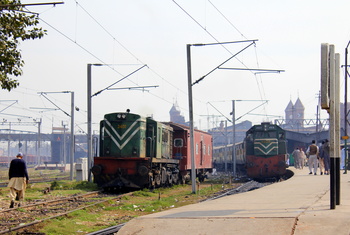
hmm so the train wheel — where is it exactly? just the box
[198,173,205,183]
[180,175,186,185]
[161,168,167,185]
[149,176,155,190]
[155,175,161,186]
[172,173,179,185]
[167,174,172,186]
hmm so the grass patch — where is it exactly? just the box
[38,204,123,234]
[132,189,156,197]
[50,180,98,191]
[0,168,237,235]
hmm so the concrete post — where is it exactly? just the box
[76,158,88,181]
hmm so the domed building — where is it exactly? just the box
[284,98,305,130]
[169,101,186,125]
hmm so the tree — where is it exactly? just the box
[0,0,46,91]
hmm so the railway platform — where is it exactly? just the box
[118,167,350,235]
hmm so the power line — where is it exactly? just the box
[207,0,247,39]
[172,0,253,71]
[69,1,208,117]
[71,1,195,108]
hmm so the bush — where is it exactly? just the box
[50,181,61,190]
[74,181,98,191]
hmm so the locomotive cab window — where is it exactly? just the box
[174,138,183,147]
[162,131,169,143]
[255,131,277,138]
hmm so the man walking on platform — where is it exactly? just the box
[8,152,29,208]
[306,140,319,175]
[291,147,301,169]
[299,148,306,169]
[321,139,330,175]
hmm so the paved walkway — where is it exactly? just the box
[118,168,350,235]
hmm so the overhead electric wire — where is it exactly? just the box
[73,0,141,64]
[207,0,247,39]
[16,1,280,133]
[172,0,254,72]
[39,17,123,77]
[73,0,191,102]
[206,0,267,108]
[172,0,284,122]
[21,1,209,126]
[70,0,205,115]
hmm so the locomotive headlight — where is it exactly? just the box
[122,114,126,119]
[117,114,122,119]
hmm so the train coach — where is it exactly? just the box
[213,122,288,180]
[91,111,212,190]
[212,142,245,173]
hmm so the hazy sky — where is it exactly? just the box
[1,0,350,134]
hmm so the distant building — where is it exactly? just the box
[283,98,305,131]
[168,102,251,147]
[169,102,186,125]
[169,98,330,148]
[208,120,252,146]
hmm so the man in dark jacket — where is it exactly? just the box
[8,152,29,208]
[306,140,319,175]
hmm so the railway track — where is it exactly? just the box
[87,223,126,235]
[0,176,71,188]
[0,191,131,234]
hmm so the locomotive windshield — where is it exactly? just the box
[254,131,277,138]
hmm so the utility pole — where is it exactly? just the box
[343,41,350,174]
[225,120,228,173]
[37,119,42,166]
[87,64,93,182]
[232,100,236,177]
[186,45,197,194]
[70,92,75,180]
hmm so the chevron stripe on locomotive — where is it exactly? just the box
[92,111,213,190]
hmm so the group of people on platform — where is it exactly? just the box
[291,139,330,175]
